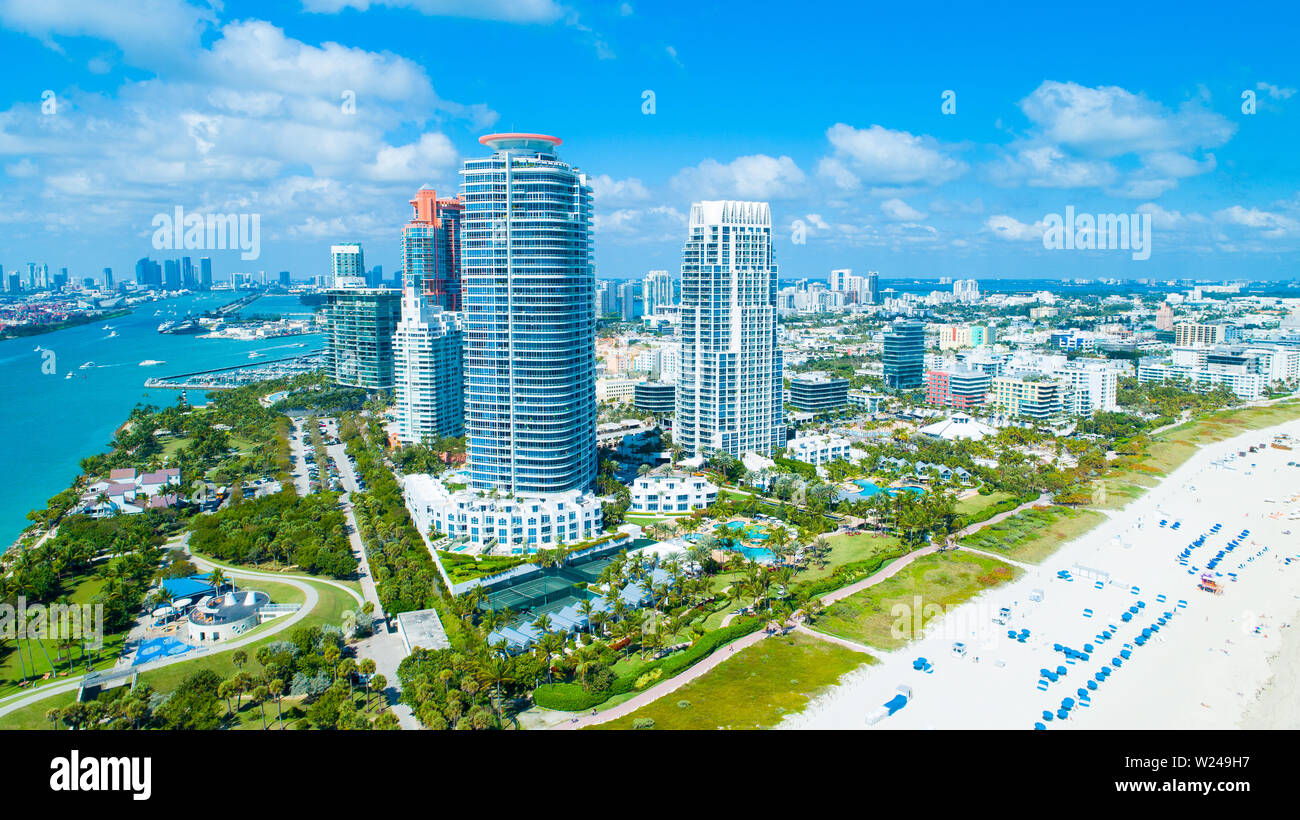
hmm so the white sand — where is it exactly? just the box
[781,419,1300,730]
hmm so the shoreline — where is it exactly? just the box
[781,417,1300,730]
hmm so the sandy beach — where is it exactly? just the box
[781,419,1300,730]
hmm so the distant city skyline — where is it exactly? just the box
[2,2,1298,283]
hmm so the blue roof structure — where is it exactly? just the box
[161,574,214,600]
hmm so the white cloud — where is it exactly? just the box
[671,154,806,200]
[299,0,565,23]
[880,197,926,221]
[818,123,966,187]
[1019,80,1235,158]
[1257,82,1296,100]
[0,0,216,66]
[985,214,1045,242]
[0,18,493,253]
[1214,205,1299,237]
[589,174,652,206]
[985,144,1116,188]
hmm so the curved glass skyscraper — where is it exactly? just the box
[460,134,597,494]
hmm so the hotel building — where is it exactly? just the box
[675,200,785,458]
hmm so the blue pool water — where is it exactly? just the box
[841,480,928,499]
[132,636,193,665]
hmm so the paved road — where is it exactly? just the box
[320,418,417,730]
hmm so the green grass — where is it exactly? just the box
[0,690,77,730]
[813,551,1021,651]
[954,490,1013,517]
[796,532,903,582]
[594,631,871,730]
[959,505,1105,563]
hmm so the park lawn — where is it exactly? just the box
[797,532,903,582]
[595,631,871,730]
[954,490,1014,517]
[813,551,1021,651]
[960,505,1105,563]
[0,631,129,701]
[161,435,191,459]
[0,690,78,730]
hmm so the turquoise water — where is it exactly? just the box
[717,521,775,562]
[842,479,928,499]
[0,292,321,549]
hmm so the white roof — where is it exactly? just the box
[918,413,995,441]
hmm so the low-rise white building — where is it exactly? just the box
[786,433,853,465]
[404,474,603,551]
[629,473,718,514]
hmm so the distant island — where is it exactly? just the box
[0,307,133,341]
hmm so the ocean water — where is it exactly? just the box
[0,292,321,549]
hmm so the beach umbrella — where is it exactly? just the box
[1062,697,1075,708]
[1084,643,1094,653]
[1087,680,1098,690]
[1043,711,1054,721]
[1057,709,1069,720]
[1056,665,1067,676]
[1077,688,1088,698]
[1034,722,1046,731]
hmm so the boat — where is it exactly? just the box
[139,360,166,367]
[249,351,263,359]
[79,361,94,369]
[106,330,118,338]
[33,345,42,352]
[65,372,74,379]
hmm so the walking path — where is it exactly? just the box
[955,545,1036,571]
[793,623,879,657]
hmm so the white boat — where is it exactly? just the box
[139,359,165,367]
[65,372,74,379]
[249,351,263,358]
[79,361,94,369]
[33,345,42,352]
[106,331,118,338]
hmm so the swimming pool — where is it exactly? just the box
[719,521,770,541]
[840,480,927,499]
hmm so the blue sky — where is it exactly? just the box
[1,0,1298,283]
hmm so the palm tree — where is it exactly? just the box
[251,685,270,729]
